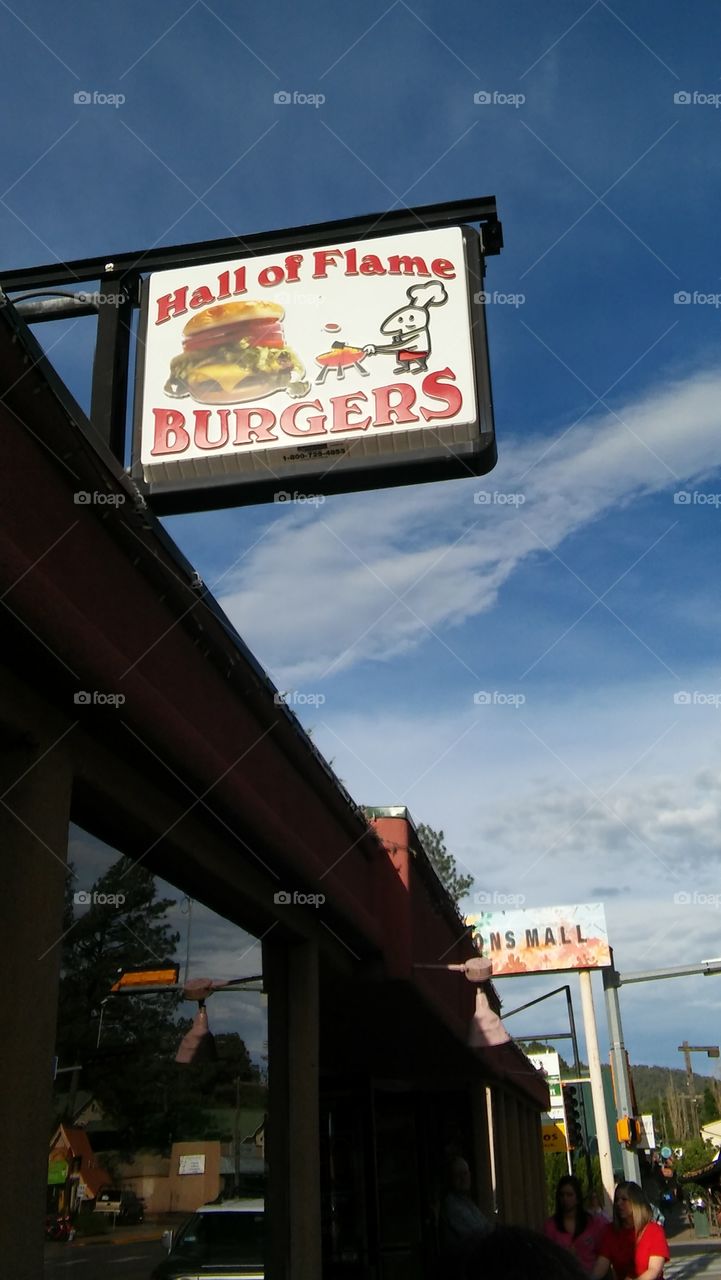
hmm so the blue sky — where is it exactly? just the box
[7,1,721,1076]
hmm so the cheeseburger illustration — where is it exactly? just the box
[164,300,309,404]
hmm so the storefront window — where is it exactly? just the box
[49,824,267,1263]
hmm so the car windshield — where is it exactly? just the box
[173,1210,264,1263]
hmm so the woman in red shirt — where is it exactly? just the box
[592,1182,669,1280]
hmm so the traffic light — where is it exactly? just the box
[562,1084,584,1150]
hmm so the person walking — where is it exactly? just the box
[544,1175,608,1274]
[592,1181,669,1280]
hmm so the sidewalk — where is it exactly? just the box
[62,1217,184,1248]
[667,1206,721,1251]
[72,1224,165,1247]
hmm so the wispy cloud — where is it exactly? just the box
[217,367,721,684]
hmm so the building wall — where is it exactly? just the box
[167,1142,222,1214]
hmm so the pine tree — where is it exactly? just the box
[416,823,474,907]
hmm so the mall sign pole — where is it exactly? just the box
[579,969,615,1212]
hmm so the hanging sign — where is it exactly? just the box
[132,225,496,511]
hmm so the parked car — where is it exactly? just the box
[94,1186,145,1223]
[151,1199,264,1279]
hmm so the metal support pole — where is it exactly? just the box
[565,984,594,1194]
[579,970,615,1212]
[603,961,640,1182]
[90,276,134,463]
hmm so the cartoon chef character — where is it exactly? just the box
[363,280,448,373]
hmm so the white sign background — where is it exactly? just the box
[138,227,478,468]
[528,1050,565,1122]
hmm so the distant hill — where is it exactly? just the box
[518,1041,721,1122]
[631,1064,720,1117]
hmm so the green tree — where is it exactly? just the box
[677,1137,716,1196]
[55,856,259,1150]
[56,857,188,1145]
[416,823,474,906]
[700,1086,718,1126]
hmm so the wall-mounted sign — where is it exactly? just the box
[48,1153,69,1185]
[468,903,611,976]
[178,1153,206,1175]
[132,226,496,511]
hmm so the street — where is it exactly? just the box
[45,1240,165,1280]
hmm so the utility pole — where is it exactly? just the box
[603,955,640,1182]
[677,1042,720,1139]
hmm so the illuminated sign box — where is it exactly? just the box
[110,964,179,991]
[132,225,496,512]
[468,903,612,977]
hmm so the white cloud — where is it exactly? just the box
[218,367,721,685]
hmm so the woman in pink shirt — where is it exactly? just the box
[544,1176,608,1275]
